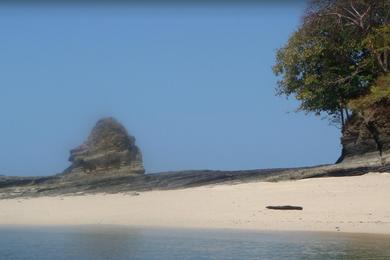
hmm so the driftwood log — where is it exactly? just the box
[266,205,303,210]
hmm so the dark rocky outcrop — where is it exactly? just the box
[337,102,390,164]
[2,163,390,199]
[63,117,144,176]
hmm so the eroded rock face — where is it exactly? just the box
[64,117,144,175]
[337,102,390,164]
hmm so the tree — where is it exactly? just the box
[273,0,390,129]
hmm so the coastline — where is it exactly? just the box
[1,173,390,235]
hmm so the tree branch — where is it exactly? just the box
[327,12,361,27]
[350,1,361,17]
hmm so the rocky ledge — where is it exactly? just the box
[1,162,389,199]
[338,101,390,165]
[63,117,144,176]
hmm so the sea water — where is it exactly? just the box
[0,226,389,259]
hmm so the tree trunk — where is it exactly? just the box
[345,107,351,121]
[340,107,345,130]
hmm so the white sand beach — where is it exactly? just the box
[1,173,390,234]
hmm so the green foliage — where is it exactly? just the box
[349,73,390,110]
[364,25,390,52]
[273,22,370,118]
[273,0,390,126]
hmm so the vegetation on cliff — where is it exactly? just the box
[273,0,390,129]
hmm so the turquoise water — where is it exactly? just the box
[0,226,390,259]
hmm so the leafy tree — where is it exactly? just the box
[273,0,390,129]
[349,73,390,110]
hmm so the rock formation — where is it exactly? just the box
[337,101,390,164]
[64,117,144,175]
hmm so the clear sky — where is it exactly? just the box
[0,2,341,176]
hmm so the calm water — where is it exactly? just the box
[0,226,390,259]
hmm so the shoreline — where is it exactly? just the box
[2,224,390,238]
[1,173,389,235]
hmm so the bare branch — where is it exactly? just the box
[342,6,359,19]
[361,6,371,19]
[327,12,360,26]
[350,1,361,17]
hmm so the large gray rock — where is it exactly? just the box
[337,101,390,164]
[64,117,144,175]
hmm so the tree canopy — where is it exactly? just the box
[273,0,390,128]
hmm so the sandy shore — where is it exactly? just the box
[0,172,389,234]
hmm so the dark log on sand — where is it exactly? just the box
[266,205,303,210]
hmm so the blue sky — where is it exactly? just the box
[0,3,341,176]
